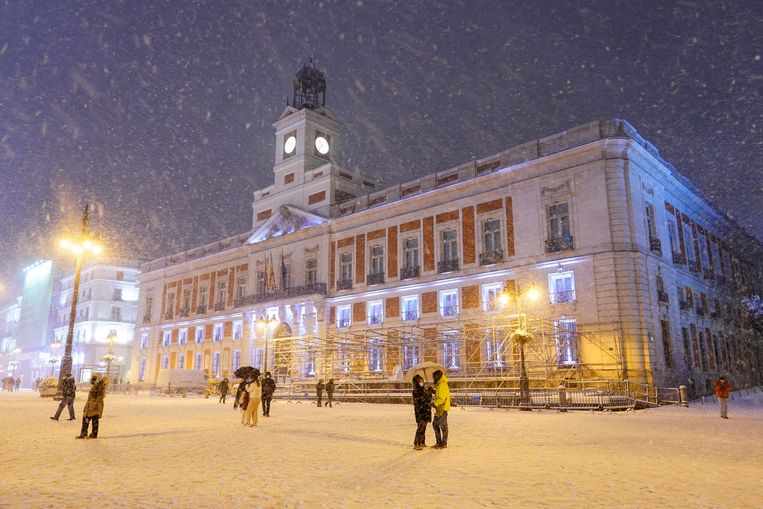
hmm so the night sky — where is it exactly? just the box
[1,0,761,297]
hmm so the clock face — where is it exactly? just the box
[314,135,330,155]
[284,135,297,155]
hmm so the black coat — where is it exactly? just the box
[412,384,432,423]
[325,381,335,395]
[219,380,229,395]
[61,376,76,398]
[262,377,276,398]
[316,381,324,396]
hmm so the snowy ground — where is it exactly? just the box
[1,390,762,509]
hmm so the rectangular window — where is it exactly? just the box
[181,289,191,313]
[337,340,351,373]
[369,337,383,372]
[402,296,419,321]
[340,253,353,282]
[195,326,204,344]
[257,270,266,294]
[482,218,502,253]
[233,350,241,372]
[439,290,459,317]
[682,221,697,263]
[110,306,121,321]
[213,323,222,341]
[195,353,202,370]
[370,245,384,275]
[554,319,577,365]
[440,229,458,262]
[367,300,383,325]
[485,328,506,368]
[547,203,571,239]
[138,358,146,381]
[305,257,318,286]
[216,280,227,308]
[666,215,680,255]
[442,331,460,369]
[165,292,175,316]
[548,271,576,304]
[140,331,148,350]
[161,355,169,369]
[213,352,220,377]
[403,334,419,370]
[113,288,123,301]
[404,237,420,269]
[660,320,673,369]
[336,305,351,328]
[304,348,316,377]
[482,283,504,312]
[199,286,209,308]
[116,271,124,281]
[236,276,247,300]
[697,231,709,268]
[179,328,188,346]
[233,320,243,340]
[178,354,185,369]
[162,330,171,347]
[645,203,657,239]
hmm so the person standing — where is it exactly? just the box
[14,378,21,391]
[431,370,451,449]
[713,376,733,419]
[411,374,432,450]
[219,378,229,404]
[261,372,276,417]
[242,373,262,427]
[325,379,335,408]
[76,374,106,439]
[51,372,76,421]
[316,379,325,407]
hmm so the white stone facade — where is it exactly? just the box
[132,83,763,391]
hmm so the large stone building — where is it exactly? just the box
[132,64,763,393]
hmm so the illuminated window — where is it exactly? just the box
[368,337,383,372]
[162,331,171,347]
[554,319,577,365]
[179,328,187,346]
[195,326,204,344]
[140,332,148,350]
[138,358,146,381]
[482,283,503,312]
[402,296,419,321]
[439,290,459,317]
[194,353,202,370]
[442,331,460,369]
[367,301,383,325]
[213,323,222,341]
[548,271,576,304]
[233,350,241,372]
[213,352,220,377]
[403,334,419,369]
[336,306,351,328]
[178,354,185,369]
[233,321,243,340]
[161,355,169,369]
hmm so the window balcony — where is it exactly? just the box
[649,236,662,254]
[163,311,173,320]
[337,319,351,328]
[441,306,459,317]
[657,290,669,303]
[368,315,383,325]
[336,279,353,291]
[672,252,686,265]
[551,290,576,304]
[367,272,385,286]
[179,308,190,318]
[233,284,329,307]
[213,302,225,312]
[479,249,504,266]
[679,301,689,311]
[142,314,152,324]
[545,235,574,253]
[402,310,419,321]
[196,305,207,315]
[437,259,460,274]
[400,266,420,280]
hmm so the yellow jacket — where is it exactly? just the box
[433,374,451,415]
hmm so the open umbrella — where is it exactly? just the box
[234,366,260,380]
[403,361,447,383]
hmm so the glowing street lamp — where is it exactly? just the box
[56,204,103,398]
[257,315,278,373]
[500,283,540,409]
[103,331,117,382]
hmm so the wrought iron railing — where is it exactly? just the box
[657,290,669,303]
[402,310,419,321]
[649,236,662,254]
[367,272,385,285]
[479,249,503,266]
[337,319,351,328]
[196,305,207,314]
[368,315,383,325]
[213,302,225,311]
[441,306,459,317]
[400,266,420,280]
[437,259,459,273]
[179,308,190,318]
[337,279,353,291]
[551,290,576,304]
[545,235,574,253]
[163,312,173,320]
[233,284,329,307]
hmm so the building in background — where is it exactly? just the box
[52,261,140,383]
[133,64,763,393]
[0,297,22,382]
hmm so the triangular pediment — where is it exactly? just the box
[246,205,328,244]
[278,106,299,120]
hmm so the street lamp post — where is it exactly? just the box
[500,284,539,410]
[103,331,117,383]
[56,204,102,398]
[257,316,277,374]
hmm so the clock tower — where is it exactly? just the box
[252,61,375,227]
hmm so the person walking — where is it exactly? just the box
[219,378,229,404]
[14,378,21,391]
[411,374,432,450]
[431,370,451,449]
[316,379,325,407]
[261,372,276,417]
[51,372,76,421]
[713,375,733,419]
[76,374,106,439]
[242,372,262,427]
[325,379,335,408]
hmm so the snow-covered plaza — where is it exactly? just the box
[1,390,762,508]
